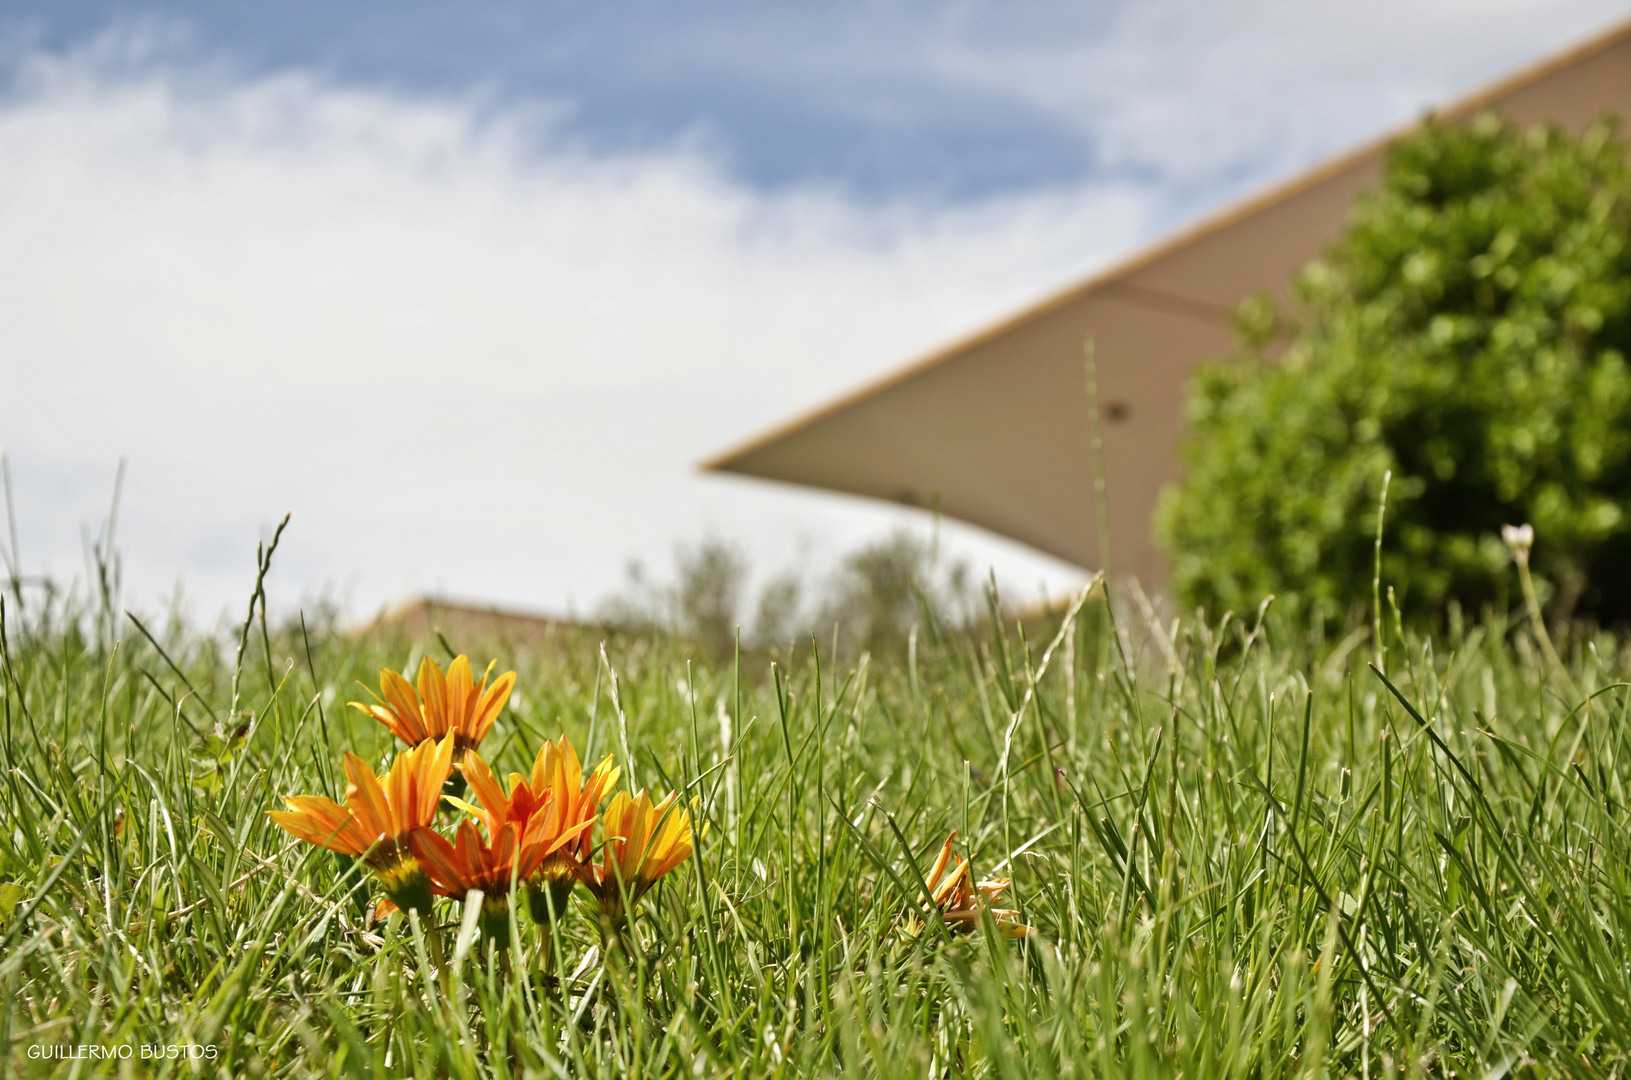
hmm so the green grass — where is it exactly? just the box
[5,572,1631,1078]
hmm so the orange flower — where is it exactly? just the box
[351,655,515,760]
[406,820,527,946]
[923,831,1030,938]
[453,748,602,922]
[267,734,455,916]
[580,789,700,922]
[521,738,619,921]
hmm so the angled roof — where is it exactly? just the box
[703,18,1631,585]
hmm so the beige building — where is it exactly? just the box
[362,595,571,651]
[704,19,1631,586]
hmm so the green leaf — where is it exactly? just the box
[0,882,25,921]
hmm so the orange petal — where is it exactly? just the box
[600,790,631,879]
[543,790,571,836]
[469,669,514,744]
[370,896,399,925]
[527,741,552,795]
[645,801,696,881]
[268,796,370,856]
[490,822,518,880]
[388,747,415,838]
[399,737,437,830]
[472,659,498,718]
[559,736,586,793]
[379,670,428,743]
[932,858,968,906]
[927,833,956,891]
[538,814,596,859]
[418,657,449,737]
[343,753,394,842]
[454,820,486,875]
[445,656,474,728]
[461,751,510,827]
[413,734,456,826]
[588,756,619,799]
[407,826,469,895]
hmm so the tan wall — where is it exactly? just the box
[361,598,570,654]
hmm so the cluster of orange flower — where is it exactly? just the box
[269,655,699,945]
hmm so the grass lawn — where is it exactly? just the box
[4,571,1631,1078]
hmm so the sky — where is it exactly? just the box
[2,0,1630,627]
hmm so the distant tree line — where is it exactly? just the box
[597,530,976,662]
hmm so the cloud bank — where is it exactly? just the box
[929,0,1631,225]
[0,39,1136,621]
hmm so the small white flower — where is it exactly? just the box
[1501,523,1535,565]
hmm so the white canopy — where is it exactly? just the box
[705,20,1631,586]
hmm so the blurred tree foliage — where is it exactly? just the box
[1158,113,1631,623]
[675,537,749,661]
[815,531,969,659]
[598,536,750,662]
[599,530,972,662]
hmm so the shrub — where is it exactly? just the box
[1158,113,1631,622]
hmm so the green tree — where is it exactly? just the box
[1158,113,1631,622]
[675,536,749,662]
[815,530,972,659]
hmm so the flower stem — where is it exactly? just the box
[1516,555,1581,701]
[425,914,449,993]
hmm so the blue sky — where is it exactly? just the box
[12,1,1625,213]
[1,1,1629,624]
[4,2,1110,200]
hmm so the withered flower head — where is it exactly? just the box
[922,830,1030,939]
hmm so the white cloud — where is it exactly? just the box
[931,0,1631,225]
[0,44,1135,622]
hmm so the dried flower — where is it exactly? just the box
[922,831,1030,938]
